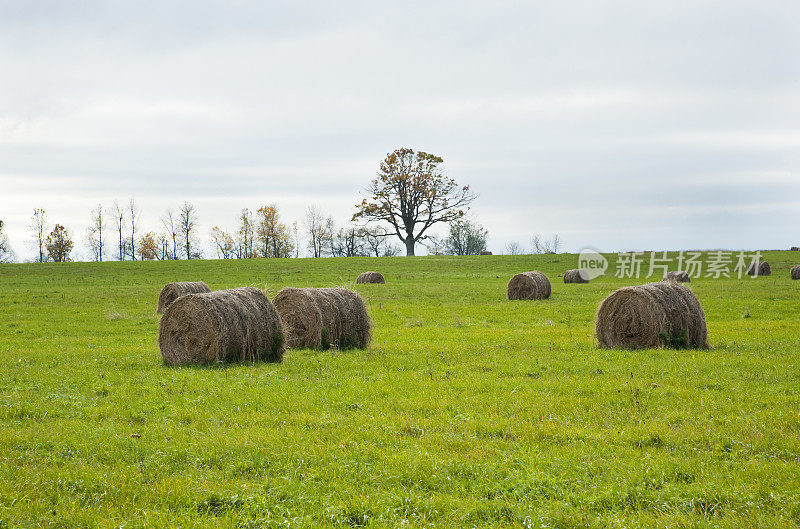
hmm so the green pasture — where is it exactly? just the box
[0,253,798,527]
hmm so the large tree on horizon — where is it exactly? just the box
[353,148,476,256]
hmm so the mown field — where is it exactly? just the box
[0,253,799,528]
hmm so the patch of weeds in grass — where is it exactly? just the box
[330,505,372,528]
[634,434,664,449]
[400,425,424,438]
[659,330,689,349]
[196,493,246,516]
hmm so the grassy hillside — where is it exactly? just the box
[0,253,799,528]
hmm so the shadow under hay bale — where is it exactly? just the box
[664,270,691,283]
[563,269,589,284]
[747,261,771,276]
[507,271,551,300]
[595,281,708,350]
[158,287,285,366]
[273,287,371,350]
[356,271,385,284]
[157,281,211,313]
[791,265,800,280]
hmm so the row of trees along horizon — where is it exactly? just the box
[0,148,562,264]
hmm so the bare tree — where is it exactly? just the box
[86,204,105,261]
[423,234,445,256]
[236,208,255,258]
[304,205,332,258]
[161,209,179,260]
[362,226,389,257]
[530,234,561,254]
[179,202,199,259]
[504,241,523,255]
[331,224,365,257]
[0,219,15,263]
[110,201,126,260]
[128,198,141,261]
[552,234,562,254]
[156,233,171,260]
[210,226,236,259]
[28,208,48,263]
[324,217,336,256]
[292,220,300,258]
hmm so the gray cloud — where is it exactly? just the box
[1,0,799,258]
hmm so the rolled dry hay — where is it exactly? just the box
[479,250,493,255]
[157,281,211,313]
[356,271,385,284]
[563,269,589,283]
[273,287,372,350]
[663,270,691,283]
[791,246,799,251]
[158,287,285,366]
[746,261,771,276]
[595,281,709,349]
[791,265,800,280]
[507,271,551,300]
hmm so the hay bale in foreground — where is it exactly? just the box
[507,271,551,300]
[595,281,708,349]
[664,270,691,283]
[791,265,800,280]
[563,269,589,284]
[356,271,385,284]
[747,261,771,276]
[273,287,371,350]
[158,287,284,366]
[157,281,211,313]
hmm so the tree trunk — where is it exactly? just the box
[405,238,415,256]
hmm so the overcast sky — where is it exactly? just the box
[1,0,799,260]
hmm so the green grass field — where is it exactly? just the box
[1,253,799,528]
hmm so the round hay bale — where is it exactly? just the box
[356,271,385,284]
[157,281,211,313]
[507,271,551,300]
[273,287,372,350]
[791,246,799,251]
[563,269,589,284]
[595,281,708,350]
[663,270,691,283]
[479,250,492,255]
[158,287,285,366]
[746,261,771,276]
[791,265,800,280]
[272,287,324,349]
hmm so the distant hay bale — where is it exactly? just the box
[273,287,372,350]
[356,271,385,284]
[479,250,493,255]
[507,271,551,300]
[157,281,211,313]
[791,265,800,280]
[595,281,709,350]
[563,269,589,283]
[158,287,285,366]
[747,261,771,276]
[791,246,799,251]
[663,270,691,283]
